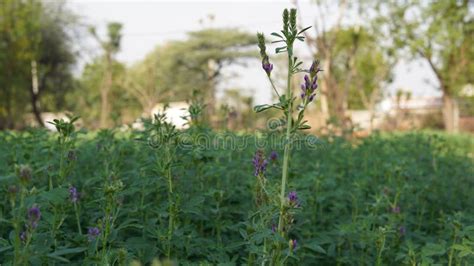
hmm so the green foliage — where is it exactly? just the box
[0,126,473,264]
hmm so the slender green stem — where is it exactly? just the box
[448,226,458,266]
[277,47,293,234]
[273,47,294,264]
[166,146,174,258]
[73,202,82,235]
[12,189,24,265]
[101,206,111,262]
[376,232,386,266]
[267,76,281,99]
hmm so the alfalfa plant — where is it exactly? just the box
[146,111,181,259]
[48,116,80,189]
[255,8,322,263]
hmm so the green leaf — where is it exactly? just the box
[421,243,446,257]
[254,104,270,113]
[271,32,283,39]
[276,46,287,53]
[40,187,68,204]
[298,26,312,35]
[298,124,311,130]
[46,255,70,263]
[0,175,14,184]
[48,247,87,257]
[459,250,473,257]
[0,246,12,254]
[305,243,326,254]
[452,244,469,251]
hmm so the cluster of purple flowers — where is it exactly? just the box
[252,150,268,176]
[288,191,300,207]
[300,74,318,102]
[270,150,278,162]
[27,206,41,229]
[88,227,100,240]
[262,62,273,76]
[69,186,79,203]
[19,206,41,243]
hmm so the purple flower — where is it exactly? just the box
[288,191,298,203]
[304,75,310,83]
[88,227,100,240]
[252,150,268,176]
[271,224,277,233]
[27,206,41,229]
[20,231,27,242]
[69,186,79,203]
[300,74,319,102]
[270,151,278,162]
[391,206,400,214]
[399,226,406,236]
[262,62,273,76]
[309,60,322,77]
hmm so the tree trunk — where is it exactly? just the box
[100,56,113,128]
[320,58,331,124]
[442,94,459,133]
[30,60,44,127]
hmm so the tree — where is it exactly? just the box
[90,22,123,128]
[0,0,78,129]
[330,26,393,130]
[0,0,41,128]
[75,58,131,128]
[295,1,363,124]
[295,0,392,128]
[376,0,474,132]
[126,28,257,121]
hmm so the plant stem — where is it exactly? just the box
[166,146,174,258]
[277,47,293,235]
[273,47,293,264]
[267,76,281,99]
[376,232,386,266]
[448,225,458,266]
[73,202,82,235]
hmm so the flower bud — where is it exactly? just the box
[289,239,297,251]
[16,165,32,185]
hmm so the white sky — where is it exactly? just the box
[68,0,441,105]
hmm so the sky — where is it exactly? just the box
[68,0,441,105]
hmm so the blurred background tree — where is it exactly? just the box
[73,58,130,128]
[88,22,124,128]
[331,26,394,130]
[0,0,78,129]
[295,0,393,129]
[0,0,472,132]
[125,28,257,122]
[375,0,474,132]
